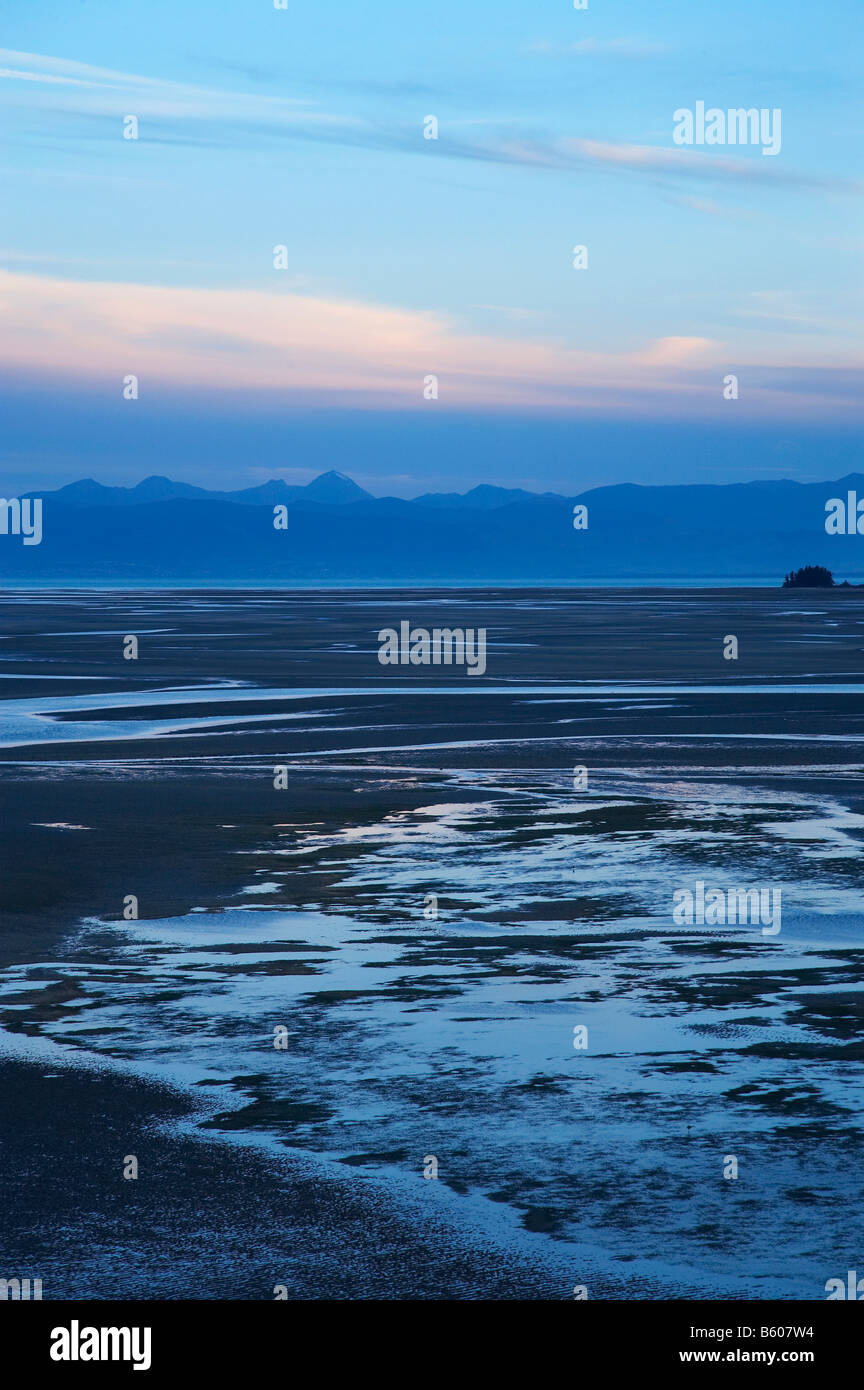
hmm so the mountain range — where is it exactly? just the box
[3,469,863,584]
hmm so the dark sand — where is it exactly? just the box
[2,588,864,1299]
[0,1058,583,1300]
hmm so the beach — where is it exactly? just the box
[2,587,863,1299]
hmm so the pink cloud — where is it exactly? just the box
[0,270,857,419]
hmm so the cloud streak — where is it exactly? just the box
[1,48,857,195]
[0,269,858,419]
[526,38,670,59]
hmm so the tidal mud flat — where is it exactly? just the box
[1,588,864,1299]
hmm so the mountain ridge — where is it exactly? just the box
[6,470,864,583]
[23,469,864,512]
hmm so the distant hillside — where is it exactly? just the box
[32,469,373,509]
[3,471,863,584]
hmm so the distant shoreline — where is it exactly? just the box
[3,578,861,592]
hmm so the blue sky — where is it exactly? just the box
[0,0,861,496]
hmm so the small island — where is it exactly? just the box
[782,566,863,589]
[782,565,835,588]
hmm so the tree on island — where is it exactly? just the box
[782,565,834,589]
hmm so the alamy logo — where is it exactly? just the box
[825,1270,864,1299]
[673,880,781,935]
[0,497,42,545]
[825,492,864,535]
[378,621,487,676]
[673,102,781,156]
[0,1276,42,1299]
[50,1321,152,1371]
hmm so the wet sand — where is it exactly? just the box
[2,588,864,1300]
[0,1057,580,1300]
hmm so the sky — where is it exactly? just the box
[0,0,861,497]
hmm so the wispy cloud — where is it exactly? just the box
[186,52,437,99]
[526,38,670,59]
[2,48,857,196]
[0,269,857,419]
[0,48,338,124]
[670,194,752,219]
[554,138,862,192]
[731,290,860,335]
[0,66,111,89]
